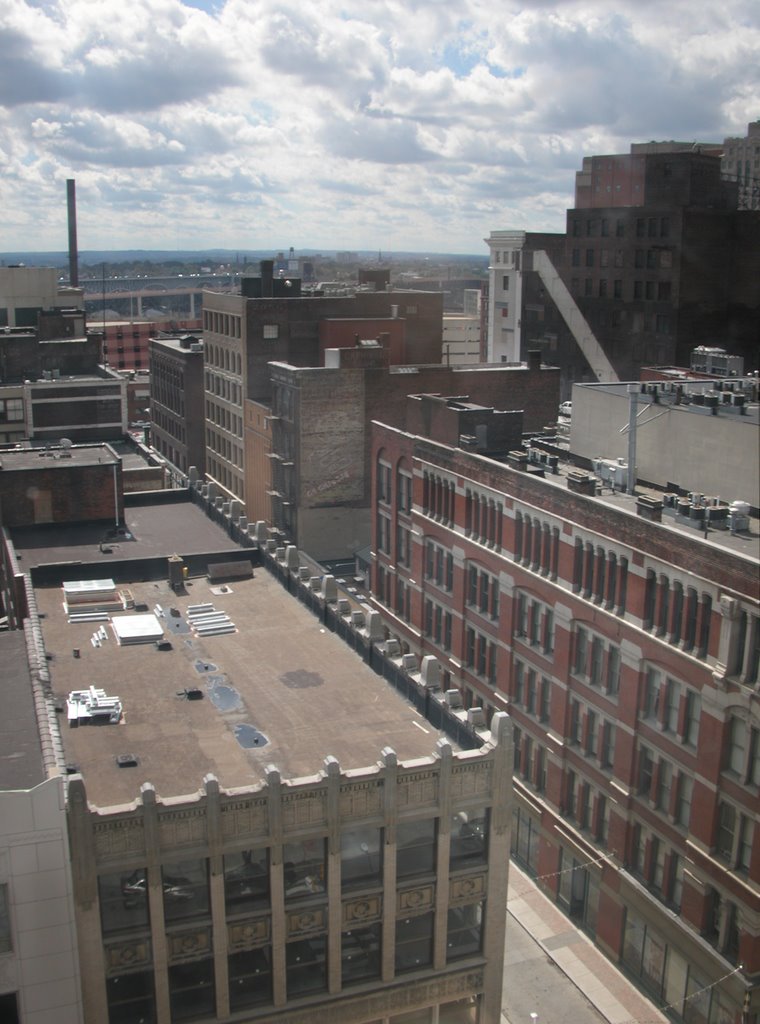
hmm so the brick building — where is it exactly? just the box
[199,270,446,514]
[149,333,206,480]
[486,144,760,391]
[267,348,558,560]
[368,399,760,1023]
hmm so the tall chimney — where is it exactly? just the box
[67,179,79,287]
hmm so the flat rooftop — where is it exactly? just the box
[0,444,119,472]
[0,631,45,791]
[36,572,444,809]
[10,496,240,569]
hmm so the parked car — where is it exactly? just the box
[559,401,572,417]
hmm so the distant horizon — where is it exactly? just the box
[0,247,490,265]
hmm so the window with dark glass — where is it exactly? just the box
[341,826,382,890]
[100,869,150,935]
[161,859,209,923]
[446,902,484,961]
[283,839,326,900]
[342,922,381,984]
[169,959,215,1022]
[224,849,269,914]
[397,818,437,879]
[395,911,434,973]
[228,947,272,1012]
[106,969,155,1024]
[450,809,489,870]
[286,935,327,996]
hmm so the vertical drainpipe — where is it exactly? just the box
[627,384,638,495]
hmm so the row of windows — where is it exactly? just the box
[515,595,555,655]
[573,627,620,696]
[422,470,455,525]
[203,311,242,342]
[206,400,242,437]
[571,216,671,239]
[107,911,484,1022]
[467,566,500,621]
[377,460,414,515]
[636,746,693,828]
[643,573,712,657]
[629,826,684,911]
[514,512,559,579]
[464,627,498,684]
[640,667,701,745]
[572,541,628,613]
[465,489,503,549]
[99,817,488,938]
[205,371,242,406]
[568,698,616,768]
[564,769,610,843]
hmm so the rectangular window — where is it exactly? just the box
[161,859,209,923]
[715,802,736,860]
[170,959,216,1021]
[283,839,326,900]
[674,773,693,827]
[601,721,615,768]
[585,249,595,267]
[0,884,11,953]
[224,849,269,913]
[395,911,433,973]
[397,819,437,879]
[342,923,381,985]
[606,645,621,696]
[502,275,509,290]
[228,948,272,1011]
[450,809,489,870]
[287,935,327,996]
[262,324,278,339]
[574,627,588,676]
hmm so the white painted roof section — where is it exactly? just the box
[111,614,164,645]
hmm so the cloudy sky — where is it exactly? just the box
[1,0,758,255]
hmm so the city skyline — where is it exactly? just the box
[2,0,759,254]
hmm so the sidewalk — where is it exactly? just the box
[507,863,669,1024]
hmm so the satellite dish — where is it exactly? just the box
[60,438,73,450]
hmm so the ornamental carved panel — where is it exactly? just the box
[342,895,382,926]
[397,884,434,915]
[228,917,271,952]
[281,791,326,829]
[450,762,491,798]
[167,927,212,964]
[158,809,207,849]
[397,770,438,809]
[220,798,268,839]
[104,938,151,976]
[449,873,486,905]
[339,780,383,818]
[93,818,145,861]
[286,906,326,938]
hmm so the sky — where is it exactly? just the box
[1,0,759,256]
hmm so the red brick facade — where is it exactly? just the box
[369,419,760,1023]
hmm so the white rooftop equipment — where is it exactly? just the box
[111,613,164,646]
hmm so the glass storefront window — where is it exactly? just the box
[106,970,155,1024]
[450,809,489,870]
[397,819,436,879]
[395,911,434,973]
[286,935,327,996]
[168,958,215,1021]
[341,827,382,890]
[100,869,150,935]
[342,922,381,984]
[446,902,484,961]
[224,849,269,914]
[161,859,209,923]
[228,947,272,1011]
[283,839,326,901]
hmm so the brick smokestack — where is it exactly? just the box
[67,179,79,287]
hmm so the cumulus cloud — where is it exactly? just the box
[1,0,758,252]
